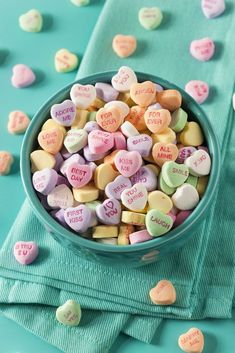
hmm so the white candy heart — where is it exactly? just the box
[70,84,96,109]
[121,183,148,211]
[64,129,88,154]
[172,184,199,211]
[201,0,225,19]
[47,184,74,209]
[111,66,137,92]
[185,150,211,177]
[19,9,43,32]
[56,300,81,326]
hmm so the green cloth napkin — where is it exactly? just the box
[1,0,235,352]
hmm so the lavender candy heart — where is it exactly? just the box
[95,82,119,102]
[60,146,73,159]
[56,174,70,187]
[84,121,101,133]
[32,168,58,195]
[50,209,68,227]
[60,153,85,176]
[50,99,76,127]
[105,175,132,200]
[83,145,108,162]
[54,152,64,171]
[96,198,121,225]
[64,205,94,233]
[127,134,153,157]
[130,166,157,192]
[148,102,162,110]
[176,146,197,164]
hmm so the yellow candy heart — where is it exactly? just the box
[30,150,56,172]
[151,127,176,144]
[55,49,79,73]
[148,190,173,214]
[73,182,99,202]
[179,122,204,146]
[41,119,66,135]
[94,163,119,190]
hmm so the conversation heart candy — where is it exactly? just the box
[67,163,92,188]
[130,81,156,107]
[38,128,64,155]
[114,150,142,177]
[172,184,199,210]
[144,109,171,133]
[47,184,74,209]
[158,172,176,195]
[112,34,137,58]
[113,131,127,150]
[149,280,176,305]
[170,108,188,133]
[127,134,152,157]
[96,106,122,132]
[129,229,152,244]
[71,0,90,6]
[177,147,197,164]
[0,151,13,175]
[111,66,137,92]
[180,122,204,146]
[42,119,67,135]
[60,153,85,176]
[64,204,94,232]
[130,166,157,191]
[190,37,215,61]
[30,150,56,172]
[120,121,139,138]
[138,7,163,30]
[55,49,78,73]
[174,210,192,227]
[121,211,146,226]
[156,89,182,112]
[125,106,147,131]
[92,225,118,239]
[185,80,209,104]
[64,129,88,153]
[96,198,121,225]
[84,121,101,133]
[50,99,76,127]
[105,175,132,199]
[88,130,114,154]
[162,161,189,188]
[105,101,130,120]
[8,111,30,134]
[147,190,173,213]
[11,64,36,88]
[94,163,119,190]
[121,183,148,211]
[19,9,43,32]
[185,150,211,176]
[56,300,81,327]
[201,0,225,18]
[70,84,96,109]
[13,241,39,265]
[178,328,204,353]
[73,182,99,202]
[152,142,178,167]
[32,168,58,195]
[146,209,173,236]
[83,145,107,162]
[151,127,176,145]
[95,82,119,102]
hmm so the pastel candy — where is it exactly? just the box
[156,89,182,111]
[19,9,42,32]
[125,106,147,131]
[0,151,14,175]
[186,175,198,188]
[64,204,95,232]
[177,146,197,164]
[30,150,56,172]
[121,211,146,226]
[190,37,215,61]
[127,134,152,157]
[149,280,176,305]
[172,184,199,210]
[129,230,152,244]
[60,153,85,176]
[152,142,178,167]
[112,34,137,58]
[56,300,81,327]
[13,241,39,265]
[56,175,70,187]
[174,210,192,227]
[151,128,176,145]
[84,121,101,133]
[96,238,118,245]
[42,119,66,135]
[70,84,96,109]
[170,108,187,132]
[32,168,58,195]
[178,328,204,353]
[139,7,163,30]
[130,81,156,107]
[201,0,225,19]
[95,82,119,102]
[180,122,204,146]
[55,49,78,73]
[51,209,67,227]
[88,130,114,154]
[148,190,173,214]
[83,145,107,162]
[72,109,89,129]
[118,224,134,245]
[146,209,173,236]
[96,106,122,132]
[144,109,171,133]
[38,128,64,154]
[73,183,99,202]
[197,176,209,196]
[158,172,176,195]
[105,175,132,199]
[105,101,130,120]
[50,99,76,127]
[111,66,137,92]
[8,111,30,134]
[114,150,142,177]
[120,121,139,137]
[162,161,189,188]
[71,0,90,6]
[47,184,74,209]
[121,183,148,211]
[11,64,35,88]
[113,132,127,150]
[185,149,211,176]
[67,163,92,188]
[92,225,118,238]
[94,163,119,190]
[64,129,88,153]
[96,198,121,225]
[185,80,209,104]
[130,166,157,191]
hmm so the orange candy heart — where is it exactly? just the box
[156,89,182,111]
[38,128,64,154]
[178,328,204,353]
[96,106,122,132]
[144,108,171,133]
[112,34,137,58]
[149,279,176,305]
[130,81,156,107]
[125,106,147,131]
[152,142,178,167]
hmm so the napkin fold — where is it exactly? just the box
[1,0,235,353]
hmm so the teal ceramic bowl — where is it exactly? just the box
[21,71,220,267]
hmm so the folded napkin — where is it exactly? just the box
[1,0,235,352]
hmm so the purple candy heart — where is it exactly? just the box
[56,174,70,187]
[130,166,157,191]
[64,205,93,232]
[50,99,76,127]
[60,153,85,175]
[95,82,119,102]
[105,175,132,200]
[127,134,152,157]
[176,146,197,164]
[50,209,68,227]
[32,168,58,195]
[54,152,64,171]
[83,145,108,162]
[96,198,121,225]
[84,121,101,133]
[60,146,73,159]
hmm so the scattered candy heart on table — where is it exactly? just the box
[11,64,36,88]
[0,151,13,175]
[185,80,209,104]
[19,9,43,32]
[201,0,225,19]
[55,49,79,73]
[56,300,82,326]
[190,37,215,61]
[51,100,76,127]
[13,241,39,265]
[112,34,137,58]
[7,111,30,134]
[138,7,163,30]
[149,279,176,305]
[178,327,204,353]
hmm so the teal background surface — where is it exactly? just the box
[0,0,235,352]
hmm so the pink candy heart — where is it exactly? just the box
[114,150,142,177]
[130,166,157,191]
[105,175,132,200]
[190,37,215,61]
[201,0,225,19]
[32,168,58,195]
[88,130,114,154]
[67,162,92,188]
[64,205,95,232]
[96,198,121,225]
[185,80,209,104]
[50,99,76,127]
[11,64,36,88]
[127,134,153,157]
[13,241,39,265]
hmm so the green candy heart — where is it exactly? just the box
[162,161,189,188]
[56,300,82,326]
[159,172,176,195]
[169,108,188,132]
[138,7,163,30]
[186,174,198,188]
[146,209,173,237]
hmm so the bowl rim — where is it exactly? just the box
[20,70,221,254]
